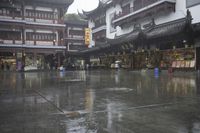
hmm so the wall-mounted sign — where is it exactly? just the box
[85,28,91,46]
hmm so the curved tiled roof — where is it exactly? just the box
[24,0,74,5]
[82,0,113,17]
[107,17,188,45]
[76,10,193,55]
[64,19,88,26]
[145,18,187,39]
[82,0,103,16]
[80,17,191,55]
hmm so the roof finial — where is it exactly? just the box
[186,9,192,24]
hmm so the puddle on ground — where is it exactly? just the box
[105,87,135,92]
[60,79,86,82]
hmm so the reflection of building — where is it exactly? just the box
[79,0,200,70]
[80,0,108,47]
[0,73,64,132]
[0,0,73,71]
[166,77,196,97]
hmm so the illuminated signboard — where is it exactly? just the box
[85,28,90,46]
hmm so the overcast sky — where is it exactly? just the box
[67,0,99,14]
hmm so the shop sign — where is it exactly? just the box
[85,28,91,46]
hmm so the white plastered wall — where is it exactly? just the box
[105,0,189,39]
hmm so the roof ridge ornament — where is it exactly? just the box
[186,9,192,24]
[151,18,155,26]
[143,18,156,30]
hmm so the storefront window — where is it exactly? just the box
[160,48,195,69]
[25,54,45,70]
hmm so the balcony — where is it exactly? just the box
[113,0,176,27]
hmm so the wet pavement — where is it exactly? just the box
[0,70,200,133]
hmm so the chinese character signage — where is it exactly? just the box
[85,28,90,46]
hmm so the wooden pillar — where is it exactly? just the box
[33,5,36,22]
[53,8,55,24]
[57,8,60,24]
[57,54,60,68]
[58,8,64,24]
[21,1,25,20]
[12,25,15,44]
[22,49,25,71]
[58,31,61,46]
[53,30,56,45]
[62,29,65,46]
[34,29,36,45]
[12,8,15,19]
[33,52,37,66]
[22,27,25,44]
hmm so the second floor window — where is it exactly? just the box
[0,31,21,40]
[0,8,11,16]
[26,9,56,20]
[26,32,56,41]
[0,8,21,17]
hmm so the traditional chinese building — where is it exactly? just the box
[81,0,113,47]
[81,0,200,70]
[65,14,88,52]
[64,14,88,69]
[0,0,73,71]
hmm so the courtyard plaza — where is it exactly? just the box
[0,70,200,133]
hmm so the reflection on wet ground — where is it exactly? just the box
[0,70,200,133]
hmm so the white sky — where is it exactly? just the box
[67,0,99,14]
